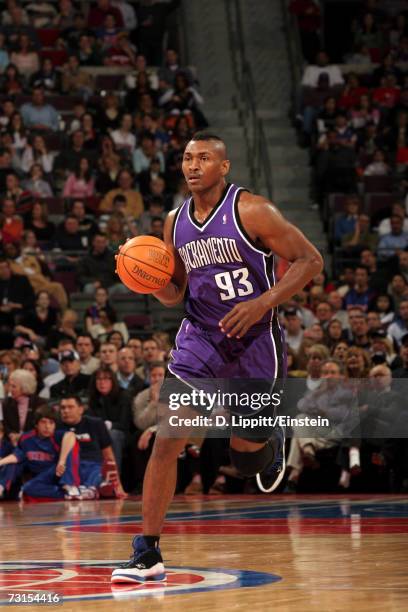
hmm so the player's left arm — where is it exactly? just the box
[220,194,323,338]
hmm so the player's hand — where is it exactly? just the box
[219,296,270,338]
[138,429,153,450]
[55,462,66,477]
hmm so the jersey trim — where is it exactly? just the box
[233,190,271,256]
[187,183,233,232]
[172,200,187,246]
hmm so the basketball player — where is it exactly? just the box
[111,132,323,583]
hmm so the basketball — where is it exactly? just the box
[116,235,175,294]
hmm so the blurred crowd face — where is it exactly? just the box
[367,311,381,330]
[354,267,369,289]
[95,371,113,396]
[285,313,302,334]
[61,358,80,377]
[76,336,94,360]
[347,348,366,374]
[142,340,159,363]
[118,348,135,375]
[0,260,11,281]
[315,302,332,323]
[60,398,83,425]
[369,365,391,391]
[321,361,343,387]
[150,365,165,385]
[332,341,348,362]
[328,291,342,311]
[307,351,325,378]
[36,418,56,438]
[100,343,117,366]
[127,338,142,362]
[399,301,408,321]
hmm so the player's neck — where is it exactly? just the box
[192,181,227,213]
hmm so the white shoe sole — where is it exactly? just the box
[256,439,286,493]
[111,562,166,583]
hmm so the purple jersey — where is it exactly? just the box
[173,183,281,332]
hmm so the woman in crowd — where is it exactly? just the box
[15,290,59,346]
[85,286,117,333]
[24,201,55,244]
[20,134,55,175]
[23,163,53,197]
[87,366,132,468]
[1,64,24,95]
[62,157,95,199]
[88,308,129,344]
[21,358,45,395]
[10,34,40,79]
[2,369,46,445]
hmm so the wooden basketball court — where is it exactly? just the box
[1,494,407,610]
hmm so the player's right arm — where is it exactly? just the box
[153,210,187,307]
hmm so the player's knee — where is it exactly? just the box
[229,443,274,477]
[152,436,188,463]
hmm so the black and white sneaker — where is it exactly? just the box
[111,536,166,583]
[256,427,286,493]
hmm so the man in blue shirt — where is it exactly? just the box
[377,215,408,260]
[343,266,376,311]
[21,86,59,132]
[334,195,360,244]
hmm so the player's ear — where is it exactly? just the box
[221,159,230,176]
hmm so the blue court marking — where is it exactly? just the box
[0,562,282,604]
[21,498,408,528]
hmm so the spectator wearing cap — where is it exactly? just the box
[20,87,59,132]
[1,369,47,448]
[116,347,144,394]
[76,334,100,376]
[377,215,408,260]
[388,300,408,346]
[58,394,126,499]
[369,329,399,370]
[0,406,79,501]
[343,266,376,312]
[49,350,90,400]
[392,334,408,377]
[283,308,304,353]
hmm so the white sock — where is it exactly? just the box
[339,470,350,488]
[349,447,360,469]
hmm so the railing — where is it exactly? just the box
[226,0,273,200]
[280,0,304,113]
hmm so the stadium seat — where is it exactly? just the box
[95,75,124,91]
[123,314,153,330]
[37,29,61,47]
[40,50,68,67]
[363,175,394,193]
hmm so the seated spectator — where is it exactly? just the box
[346,345,370,377]
[99,169,144,219]
[0,198,24,244]
[353,11,384,56]
[327,291,349,329]
[20,134,55,175]
[104,31,137,67]
[136,338,160,386]
[377,203,408,236]
[105,214,126,251]
[88,0,124,29]
[359,249,390,294]
[58,395,126,498]
[314,300,334,330]
[326,319,344,348]
[24,201,55,243]
[15,290,59,345]
[99,341,118,372]
[23,163,53,197]
[158,49,191,87]
[0,33,10,73]
[76,334,100,375]
[133,132,165,175]
[388,274,408,310]
[1,368,46,444]
[373,52,403,87]
[350,94,381,131]
[0,64,24,95]
[54,215,87,252]
[159,73,207,128]
[138,196,166,234]
[21,358,45,395]
[372,76,401,113]
[149,216,164,239]
[61,54,94,100]
[76,232,119,294]
[363,149,390,176]
[112,0,137,32]
[338,73,368,111]
[89,308,129,344]
[315,96,338,136]
[10,33,39,80]
[392,334,408,377]
[0,99,16,130]
[377,215,408,259]
[0,407,78,501]
[20,87,59,132]
[301,50,344,88]
[30,57,60,93]
[25,2,58,28]
[62,157,95,199]
[67,101,86,134]
[45,310,79,355]
[85,286,117,333]
[70,199,98,242]
[116,347,143,393]
[127,337,143,367]
[77,34,103,66]
[388,299,408,346]
[111,113,136,154]
[87,366,132,468]
[283,307,304,354]
[373,293,395,327]
[54,131,95,179]
[99,93,121,132]
[81,113,99,150]
[0,258,35,347]
[341,213,378,253]
[97,11,122,50]
[334,195,360,244]
[40,338,75,397]
[138,157,166,196]
[96,153,121,193]
[50,350,90,400]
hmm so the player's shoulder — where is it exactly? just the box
[238,190,281,218]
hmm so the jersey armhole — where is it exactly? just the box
[171,201,187,245]
[233,189,271,255]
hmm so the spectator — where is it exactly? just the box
[97,12,122,50]
[112,0,137,32]
[315,300,334,329]
[15,290,58,345]
[116,347,143,393]
[388,300,408,346]
[283,308,304,353]
[20,134,55,175]
[344,266,376,311]
[61,55,94,99]
[45,310,78,355]
[30,57,60,93]
[105,213,126,251]
[99,93,121,132]
[289,0,321,62]
[111,113,136,154]
[20,87,59,132]
[136,338,160,386]
[377,203,408,236]
[127,337,143,367]
[62,157,95,199]
[334,196,360,243]
[77,34,103,67]
[301,50,344,88]
[53,0,76,28]
[70,199,98,242]
[87,0,124,29]
[0,64,24,95]
[21,358,45,395]
[1,368,46,443]
[346,345,370,377]
[49,350,90,400]
[59,395,125,498]
[10,34,40,79]
[87,366,132,467]
[350,93,380,130]
[377,215,408,259]
[76,232,118,294]
[99,169,144,218]
[104,31,137,67]
[133,132,165,175]
[392,334,408,377]
[24,201,55,243]
[0,258,35,346]
[363,149,390,176]
[99,341,118,372]
[76,334,100,375]
[0,407,78,500]
[0,198,24,244]
[0,33,10,73]
[54,215,86,252]
[23,163,53,197]
[327,290,349,328]
[85,286,117,333]
[388,274,408,310]
[89,308,129,344]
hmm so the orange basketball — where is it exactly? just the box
[116,236,175,294]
